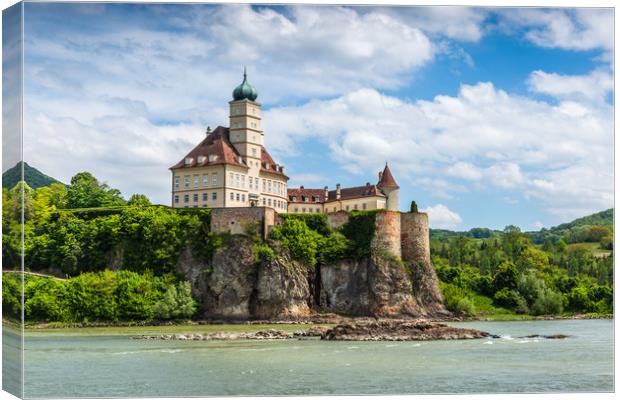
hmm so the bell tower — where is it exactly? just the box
[229,68,263,165]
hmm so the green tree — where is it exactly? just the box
[66,172,125,208]
[127,194,151,206]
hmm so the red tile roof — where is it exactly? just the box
[288,187,327,203]
[287,184,385,203]
[260,146,288,178]
[328,185,384,201]
[377,163,399,189]
[170,126,247,170]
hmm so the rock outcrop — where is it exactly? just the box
[319,256,418,317]
[321,320,490,341]
[252,244,312,319]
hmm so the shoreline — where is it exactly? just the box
[4,312,612,335]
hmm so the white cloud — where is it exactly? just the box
[423,204,463,229]
[263,77,613,220]
[528,69,613,102]
[498,8,613,52]
[378,6,488,42]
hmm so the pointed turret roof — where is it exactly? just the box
[377,163,399,189]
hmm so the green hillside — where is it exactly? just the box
[2,161,63,189]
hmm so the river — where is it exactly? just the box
[3,319,613,397]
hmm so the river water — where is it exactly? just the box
[5,319,614,398]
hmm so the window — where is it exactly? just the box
[363,203,367,210]
[242,194,246,202]
[174,177,179,189]
[262,179,266,192]
[236,193,240,201]
[184,157,193,165]
[241,175,245,188]
[255,179,259,190]
[236,174,241,188]
[252,148,257,157]
[268,180,272,193]
[193,194,198,202]
[354,204,358,210]
[184,194,189,203]
[193,176,199,188]
[230,192,234,201]
[346,205,350,211]
[268,198,272,206]
[229,172,234,186]
[197,155,206,164]
[212,192,217,201]
[203,193,208,201]
[292,196,297,202]
[294,208,299,212]
[174,195,179,204]
[309,208,313,213]
[208,155,216,162]
[316,209,320,213]
[302,196,307,202]
[249,177,253,188]
[262,198,266,205]
[203,175,209,187]
[193,205,198,208]
[184,176,189,189]
[302,207,306,213]
[212,174,217,186]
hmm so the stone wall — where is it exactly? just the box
[210,207,275,239]
[400,212,430,265]
[371,211,402,259]
[326,210,349,230]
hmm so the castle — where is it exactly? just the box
[170,70,400,213]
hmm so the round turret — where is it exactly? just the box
[232,67,258,101]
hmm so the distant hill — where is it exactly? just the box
[430,209,613,244]
[2,161,63,189]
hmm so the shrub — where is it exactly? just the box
[318,232,350,264]
[269,218,322,266]
[152,282,197,320]
[455,297,476,316]
[24,276,70,322]
[565,285,593,312]
[65,271,119,322]
[493,288,527,311]
[2,273,23,320]
[532,288,563,315]
[253,243,276,263]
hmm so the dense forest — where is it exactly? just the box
[1,167,614,323]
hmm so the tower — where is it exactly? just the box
[377,163,400,211]
[229,68,263,172]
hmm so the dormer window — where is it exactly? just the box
[291,196,297,202]
[208,155,217,162]
[184,157,193,165]
[238,156,243,164]
[197,155,206,164]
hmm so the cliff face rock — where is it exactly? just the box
[202,236,257,319]
[252,246,312,319]
[408,260,449,316]
[319,256,419,317]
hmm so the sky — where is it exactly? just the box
[4,3,614,231]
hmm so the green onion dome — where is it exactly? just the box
[232,68,258,101]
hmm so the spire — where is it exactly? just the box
[377,162,399,189]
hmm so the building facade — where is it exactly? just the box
[287,163,400,213]
[170,70,289,211]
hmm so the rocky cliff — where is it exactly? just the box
[177,234,448,320]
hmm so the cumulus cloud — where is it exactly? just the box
[423,204,463,229]
[528,69,613,102]
[264,79,613,219]
[498,8,613,52]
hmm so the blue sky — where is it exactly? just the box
[9,3,614,230]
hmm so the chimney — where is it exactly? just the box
[336,183,341,200]
[366,182,370,186]
[324,186,328,200]
[300,185,304,190]
[206,126,211,136]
